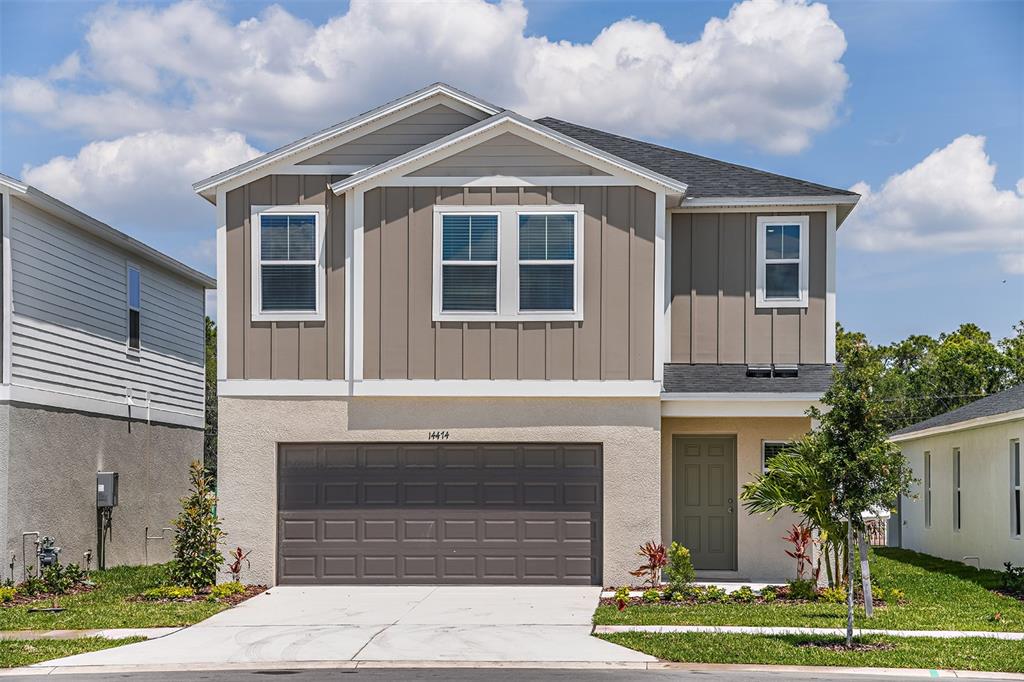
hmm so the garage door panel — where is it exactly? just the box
[277,442,602,584]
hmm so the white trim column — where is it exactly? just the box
[351,188,365,382]
[825,204,837,364]
[653,191,667,382]
[2,191,13,385]
[215,188,227,381]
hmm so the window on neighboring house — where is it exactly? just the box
[953,448,962,532]
[518,213,576,312]
[762,441,791,473]
[440,213,499,313]
[126,265,141,352]
[924,451,932,528]
[433,206,583,321]
[1012,440,1021,538]
[252,207,325,321]
[756,215,809,308]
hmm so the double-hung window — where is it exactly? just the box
[756,215,809,308]
[1012,440,1021,538]
[126,264,141,352]
[252,206,325,321]
[953,448,962,531]
[433,205,583,321]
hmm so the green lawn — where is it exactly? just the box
[598,632,1024,673]
[0,564,226,631]
[595,548,1024,632]
[0,637,144,668]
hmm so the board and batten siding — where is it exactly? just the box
[224,175,346,380]
[8,198,205,421]
[669,211,827,365]
[408,132,610,177]
[298,104,487,167]
[363,185,655,381]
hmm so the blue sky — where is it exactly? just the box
[1,0,1021,345]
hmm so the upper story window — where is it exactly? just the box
[756,216,809,308]
[126,264,141,352]
[251,206,325,321]
[433,205,583,322]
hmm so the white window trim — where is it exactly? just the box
[924,451,932,529]
[755,215,809,308]
[433,209,502,320]
[1011,439,1021,539]
[431,204,584,322]
[761,440,790,473]
[250,204,327,322]
[953,447,962,532]
[125,262,141,355]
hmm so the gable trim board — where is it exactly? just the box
[890,410,1024,443]
[193,84,501,200]
[679,196,858,208]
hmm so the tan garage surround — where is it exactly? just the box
[661,416,812,582]
[218,396,661,586]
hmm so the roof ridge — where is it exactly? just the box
[535,117,857,197]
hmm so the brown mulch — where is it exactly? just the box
[127,584,268,605]
[994,588,1024,604]
[797,641,896,652]
[1,582,97,608]
[600,590,887,609]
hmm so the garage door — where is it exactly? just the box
[277,442,602,585]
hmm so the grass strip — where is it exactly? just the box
[0,637,144,669]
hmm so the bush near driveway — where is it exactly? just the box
[595,548,1024,632]
[0,637,144,669]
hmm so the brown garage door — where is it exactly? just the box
[277,442,602,585]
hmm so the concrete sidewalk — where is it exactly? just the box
[594,624,1024,640]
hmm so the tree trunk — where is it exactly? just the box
[824,546,834,587]
[858,531,874,618]
[846,518,855,647]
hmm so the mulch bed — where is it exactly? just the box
[600,589,887,609]
[797,641,896,652]
[127,584,268,605]
[994,588,1024,604]
[1,582,97,608]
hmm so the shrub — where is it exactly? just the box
[170,460,225,590]
[629,541,668,588]
[786,578,818,601]
[17,569,44,597]
[1003,562,1024,596]
[613,586,630,611]
[142,585,195,600]
[783,524,816,581]
[664,542,696,592]
[41,563,76,595]
[731,586,756,603]
[670,591,685,602]
[210,581,245,599]
[0,586,15,602]
[225,547,252,583]
[694,586,727,604]
[760,586,778,603]
[642,589,660,603]
[820,585,847,604]
[886,588,906,603]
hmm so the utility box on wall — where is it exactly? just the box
[96,472,119,507]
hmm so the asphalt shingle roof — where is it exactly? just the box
[890,384,1024,437]
[663,364,835,394]
[536,117,858,199]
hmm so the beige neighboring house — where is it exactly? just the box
[194,83,860,587]
[0,174,214,573]
[891,384,1024,571]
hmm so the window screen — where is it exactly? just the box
[127,266,141,351]
[259,214,318,312]
[518,213,575,311]
[441,214,498,312]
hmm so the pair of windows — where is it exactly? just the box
[756,216,809,308]
[434,207,582,320]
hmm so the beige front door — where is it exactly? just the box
[672,436,737,571]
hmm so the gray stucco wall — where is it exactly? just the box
[3,404,201,576]
[218,396,662,587]
[0,404,9,581]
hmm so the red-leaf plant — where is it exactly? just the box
[629,541,668,588]
[783,524,815,581]
[226,547,252,583]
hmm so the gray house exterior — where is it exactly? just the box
[196,84,858,587]
[0,174,214,573]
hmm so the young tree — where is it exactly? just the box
[204,317,217,480]
[171,460,225,589]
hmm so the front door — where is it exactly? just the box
[672,436,737,571]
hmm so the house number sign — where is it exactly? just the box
[428,431,450,440]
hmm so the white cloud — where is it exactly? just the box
[2,0,849,153]
[21,130,260,270]
[842,135,1024,274]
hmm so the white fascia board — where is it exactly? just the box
[889,410,1024,443]
[330,112,689,197]
[0,173,29,194]
[1,189,11,384]
[661,393,822,418]
[677,195,859,208]
[219,379,662,398]
[192,83,502,199]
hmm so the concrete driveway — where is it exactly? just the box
[38,586,654,667]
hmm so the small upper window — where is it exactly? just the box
[440,214,498,313]
[127,265,141,352]
[518,213,576,312]
[252,207,325,321]
[756,216,809,308]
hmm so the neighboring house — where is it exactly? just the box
[0,174,214,573]
[194,83,858,586]
[891,384,1024,571]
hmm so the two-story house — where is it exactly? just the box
[0,173,213,571]
[195,84,858,586]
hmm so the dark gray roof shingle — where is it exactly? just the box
[663,364,835,394]
[891,384,1024,437]
[536,117,858,199]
